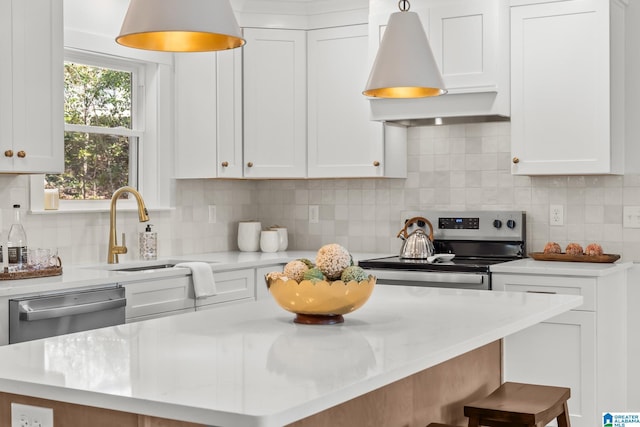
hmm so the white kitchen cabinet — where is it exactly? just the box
[124,276,195,322]
[493,269,627,426]
[367,0,510,121]
[510,0,626,175]
[0,0,63,173]
[242,28,307,178]
[196,268,256,311]
[174,49,243,179]
[255,264,285,301]
[307,25,386,178]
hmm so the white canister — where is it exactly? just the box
[260,230,279,253]
[237,221,261,252]
[270,227,288,251]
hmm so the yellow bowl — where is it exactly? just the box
[265,276,376,325]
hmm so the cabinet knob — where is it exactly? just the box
[247,162,253,168]
[512,157,520,164]
[373,161,380,167]
[4,150,13,158]
[221,161,229,167]
[17,150,26,158]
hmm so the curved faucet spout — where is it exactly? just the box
[108,186,150,264]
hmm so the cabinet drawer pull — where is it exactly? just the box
[512,157,520,164]
[221,161,229,167]
[247,162,253,168]
[17,150,26,158]
[373,161,380,167]
[4,150,13,158]
[526,290,557,295]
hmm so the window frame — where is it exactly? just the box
[30,31,174,213]
[56,51,143,208]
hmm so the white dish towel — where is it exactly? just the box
[175,262,217,299]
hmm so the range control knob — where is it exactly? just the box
[507,219,516,229]
[417,220,426,227]
[493,219,503,229]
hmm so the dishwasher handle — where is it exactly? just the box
[19,297,126,322]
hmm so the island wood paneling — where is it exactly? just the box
[0,341,500,427]
[289,340,502,427]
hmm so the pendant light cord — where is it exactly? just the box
[398,0,410,12]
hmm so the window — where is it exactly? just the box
[31,43,173,212]
[46,52,143,201]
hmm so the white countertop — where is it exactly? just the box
[0,251,388,298]
[490,258,633,276]
[0,285,582,427]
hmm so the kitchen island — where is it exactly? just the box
[0,285,582,427]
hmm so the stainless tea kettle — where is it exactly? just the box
[396,216,435,259]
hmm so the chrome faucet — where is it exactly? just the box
[108,186,150,264]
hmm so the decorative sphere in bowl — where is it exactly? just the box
[265,275,376,325]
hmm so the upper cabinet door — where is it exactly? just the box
[243,28,307,178]
[307,25,384,178]
[174,52,218,179]
[1,0,63,173]
[428,0,507,93]
[510,0,624,175]
[216,48,243,178]
[174,49,243,179]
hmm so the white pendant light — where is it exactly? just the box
[116,0,245,52]
[363,0,446,98]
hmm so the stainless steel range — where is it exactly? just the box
[359,210,526,290]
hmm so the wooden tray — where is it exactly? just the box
[0,257,63,280]
[529,252,620,263]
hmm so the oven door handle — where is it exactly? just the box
[18,298,126,322]
[363,269,484,284]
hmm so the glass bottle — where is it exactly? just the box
[7,204,28,270]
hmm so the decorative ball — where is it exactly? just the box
[543,242,562,254]
[584,243,604,256]
[315,244,353,280]
[303,267,325,282]
[340,266,369,283]
[283,260,309,282]
[565,243,584,256]
[297,258,315,269]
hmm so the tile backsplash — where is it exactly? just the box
[3,121,640,265]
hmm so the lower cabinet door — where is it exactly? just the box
[195,268,256,310]
[503,310,596,427]
[124,276,195,321]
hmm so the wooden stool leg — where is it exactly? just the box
[467,416,480,427]
[556,401,571,427]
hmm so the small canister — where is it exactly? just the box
[139,224,157,260]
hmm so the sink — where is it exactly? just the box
[113,263,176,272]
[86,259,220,272]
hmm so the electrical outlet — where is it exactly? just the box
[11,403,53,427]
[309,205,319,224]
[208,205,217,224]
[623,206,640,228]
[549,205,564,226]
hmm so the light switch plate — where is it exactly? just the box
[624,206,640,228]
[309,205,319,224]
[208,205,217,224]
[11,403,53,427]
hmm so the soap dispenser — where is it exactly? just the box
[139,224,157,261]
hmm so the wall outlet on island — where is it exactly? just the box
[549,205,564,226]
[11,403,53,427]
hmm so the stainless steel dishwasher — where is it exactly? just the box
[9,285,126,344]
